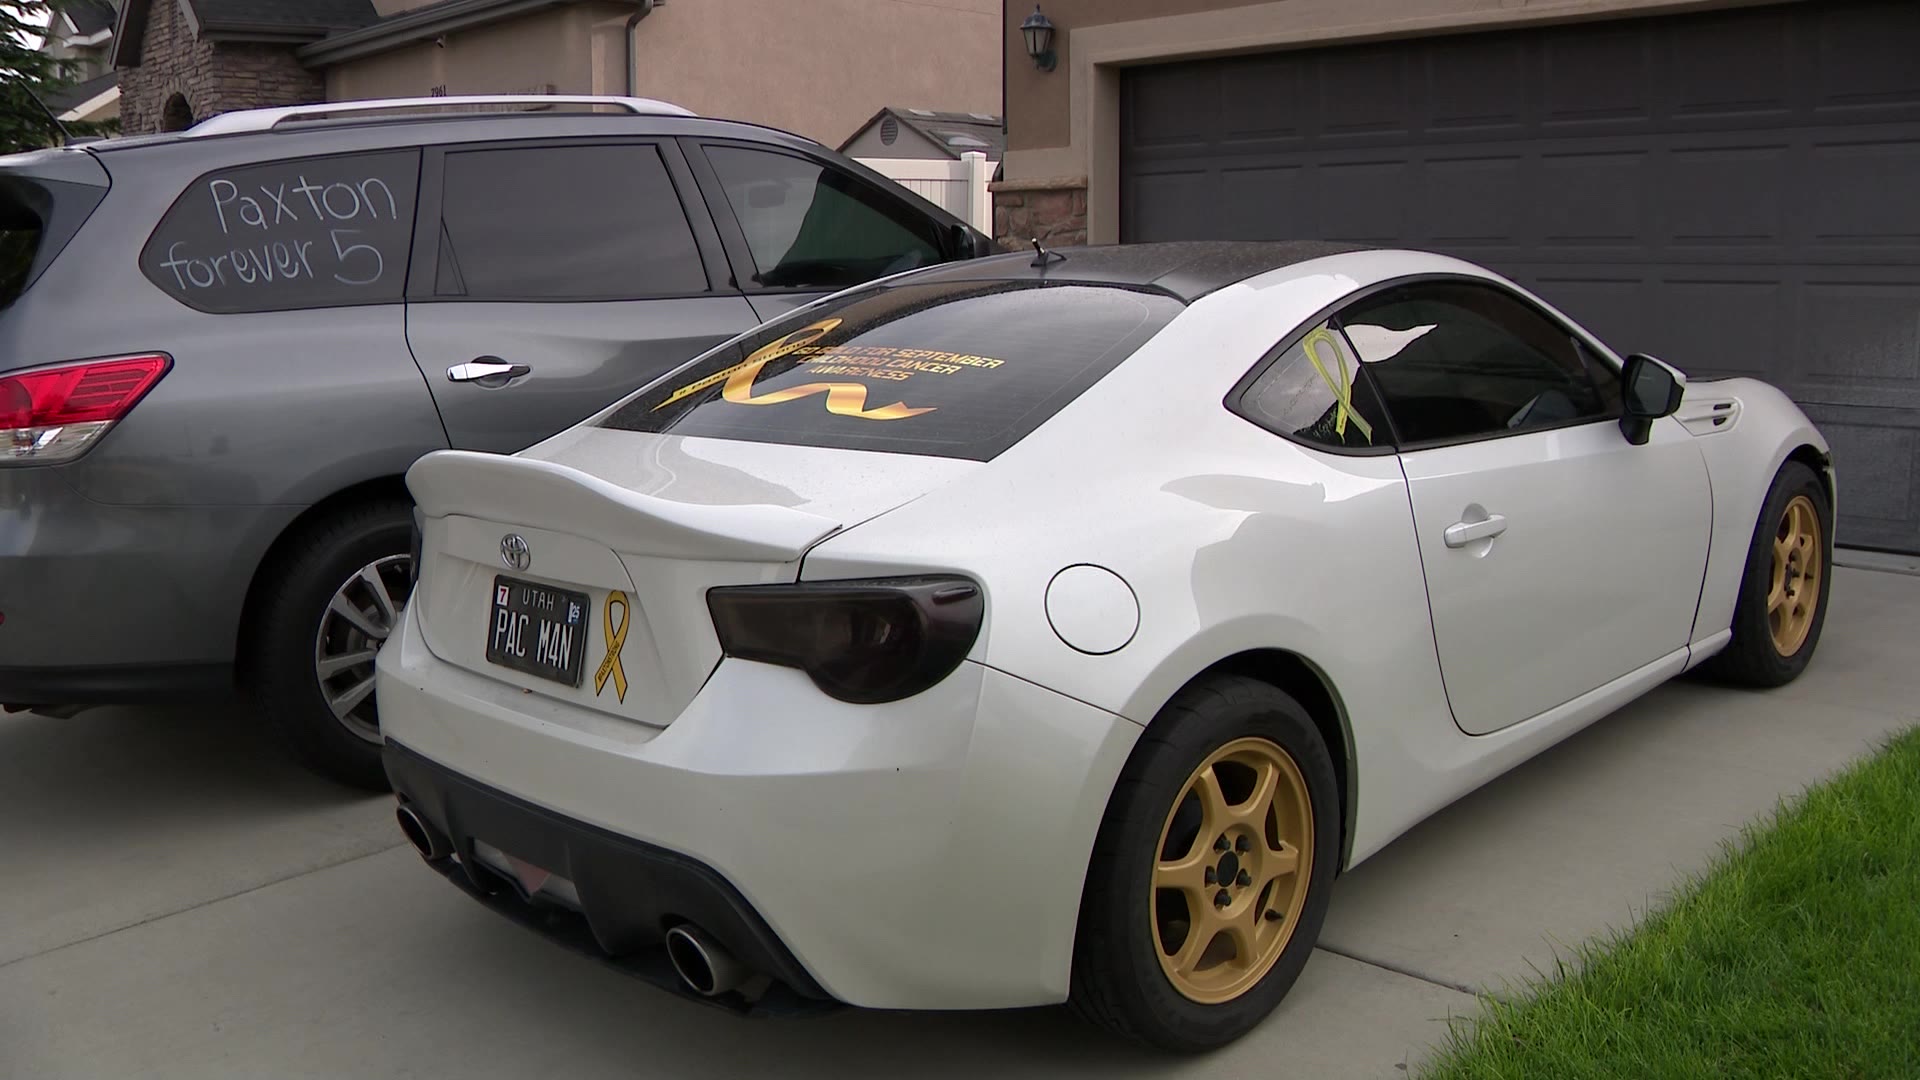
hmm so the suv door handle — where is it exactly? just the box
[1444,514,1509,548]
[447,358,531,385]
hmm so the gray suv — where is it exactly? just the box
[0,95,991,787]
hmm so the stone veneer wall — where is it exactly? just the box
[991,177,1089,251]
[119,0,326,134]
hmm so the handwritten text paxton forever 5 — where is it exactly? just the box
[155,173,401,292]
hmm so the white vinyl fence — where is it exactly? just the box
[856,151,994,234]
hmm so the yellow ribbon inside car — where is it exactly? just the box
[1301,326,1373,444]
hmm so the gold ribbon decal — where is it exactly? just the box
[651,317,935,421]
[1301,326,1373,444]
[594,590,630,703]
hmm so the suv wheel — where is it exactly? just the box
[250,500,412,790]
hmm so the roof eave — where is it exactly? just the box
[891,108,968,161]
[200,25,340,45]
[297,0,583,67]
[835,106,895,153]
[59,84,121,123]
[110,0,150,67]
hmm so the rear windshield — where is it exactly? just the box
[599,281,1183,460]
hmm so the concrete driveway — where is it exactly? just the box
[4,566,1915,1079]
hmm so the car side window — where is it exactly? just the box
[1340,282,1620,445]
[1237,320,1393,451]
[140,150,420,313]
[435,144,705,301]
[704,145,945,290]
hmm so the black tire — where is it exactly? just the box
[247,500,412,790]
[1069,675,1340,1052]
[1697,460,1833,688]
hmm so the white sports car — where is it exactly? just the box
[376,241,1833,1050]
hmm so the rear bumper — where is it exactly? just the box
[0,467,297,677]
[375,603,1143,1010]
[384,740,834,1014]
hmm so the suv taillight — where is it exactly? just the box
[707,577,985,704]
[1,354,171,465]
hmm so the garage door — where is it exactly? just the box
[1121,0,1920,553]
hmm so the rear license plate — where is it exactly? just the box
[485,575,589,687]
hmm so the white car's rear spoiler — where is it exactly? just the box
[407,450,839,563]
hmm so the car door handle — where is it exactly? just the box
[1444,514,1509,548]
[447,358,531,384]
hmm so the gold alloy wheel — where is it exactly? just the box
[1768,494,1823,658]
[1151,737,1314,1004]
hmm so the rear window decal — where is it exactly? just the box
[653,317,1016,423]
[602,281,1183,461]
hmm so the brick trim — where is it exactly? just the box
[992,182,1087,252]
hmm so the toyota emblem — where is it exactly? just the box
[500,534,531,571]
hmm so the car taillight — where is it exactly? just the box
[707,576,985,704]
[1,354,171,466]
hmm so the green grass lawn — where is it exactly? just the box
[1423,726,1920,1080]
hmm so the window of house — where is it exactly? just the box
[436,144,705,300]
[704,145,945,290]
[1339,282,1620,445]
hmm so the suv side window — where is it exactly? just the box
[435,144,705,300]
[704,145,945,291]
[140,150,420,313]
[1340,281,1621,445]
[1237,320,1394,452]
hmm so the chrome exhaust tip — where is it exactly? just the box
[395,802,450,863]
[664,924,750,997]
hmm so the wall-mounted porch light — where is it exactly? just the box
[1021,5,1057,72]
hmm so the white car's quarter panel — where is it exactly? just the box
[1045,564,1142,654]
[804,254,1460,866]
[1399,414,1712,734]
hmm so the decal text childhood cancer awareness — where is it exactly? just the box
[653,318,1007,422]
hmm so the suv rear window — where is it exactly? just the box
[140,150,420,313]
[600,281,1183,460]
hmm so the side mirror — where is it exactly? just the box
[1619,353,1685,446]
[949,222,991,260]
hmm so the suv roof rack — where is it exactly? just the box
[183,95,697,138]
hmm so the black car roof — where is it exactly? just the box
[893,240,1373,303]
